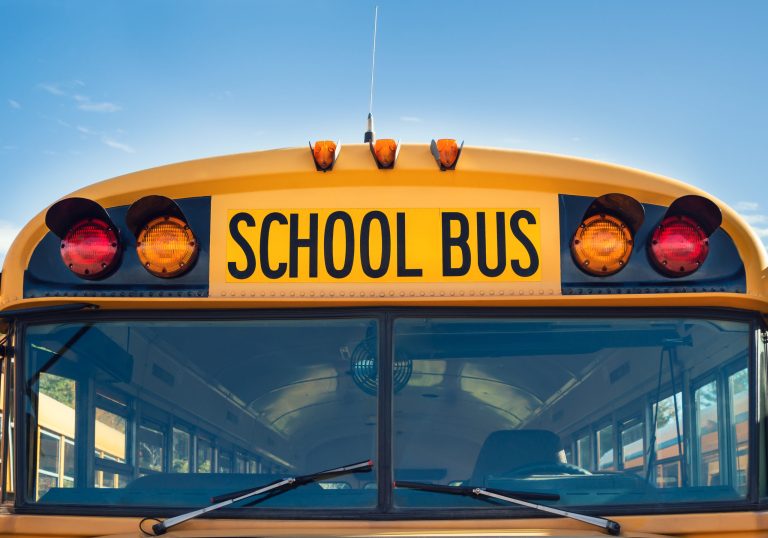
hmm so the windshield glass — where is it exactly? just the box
[393,317,751,509]
[24,318,379,508]
[21,314,755,513]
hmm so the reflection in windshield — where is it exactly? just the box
[25,319,379,507]
[393,317,751,508]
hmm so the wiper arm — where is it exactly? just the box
[149,459,373,535]
[395,481,620,536]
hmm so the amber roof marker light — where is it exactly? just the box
[431,139,464,170]
[310,140,340,172]
[570,193,645,276]
[370,138,400,169]
[45,197,122,279]
[648,195,722,277]
[126,195,199,278]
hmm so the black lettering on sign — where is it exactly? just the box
[510,210,540,277]
[441,212,471,276]
[360,211,391,278]
[477,211,506,277]
[228,212,256,279]
[289,213,318,278]
[324,211,354,278]
[397,212,422,277]
[260,212,288,279]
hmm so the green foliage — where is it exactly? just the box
[39,373,75,408]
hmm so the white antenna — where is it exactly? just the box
[364,6,378,143]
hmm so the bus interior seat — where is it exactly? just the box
[470,429,563,485]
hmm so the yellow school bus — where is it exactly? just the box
[0,140,766,538]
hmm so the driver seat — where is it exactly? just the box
[470,429,564,486]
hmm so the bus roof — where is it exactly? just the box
[3,144,767,313]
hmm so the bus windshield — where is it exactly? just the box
[393,317,751,509]
[24,318,379,508]
[22,314,752,512]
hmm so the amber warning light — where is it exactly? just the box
[570,194,644,277]
[127,195,199,279]
[137,216,198,278]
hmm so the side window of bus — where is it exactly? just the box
[650,392,684,488]
[137,419,166,475]
[94,390,130,488]
[36,372,77,499]
[596,423,616,472]
[728,367,748,495]
[575,433,593,471]
[2,351,15,501]
[619,417,644,475]
[694,379,720,487]
[172,427,191,473]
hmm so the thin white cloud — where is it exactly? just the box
[750,227,768,238]
[76,125,93,135]
[77,100,121,113]
[8,99,20,109]
[399,116,423,123]
[734,201,759,211]
[0,221,21,266]
[38,83,66,96]
[38,82,121,112]
[741,214,768,225]
[102,137,135,153]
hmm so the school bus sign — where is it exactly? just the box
[225,208,541,284]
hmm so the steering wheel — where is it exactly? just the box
[499,462,592,478]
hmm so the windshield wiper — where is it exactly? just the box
[395,481,620,536]
[148,459,373,535]
[395,481,559,501]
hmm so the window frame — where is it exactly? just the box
[8,306,763,520]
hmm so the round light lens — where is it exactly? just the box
[137,216,198,278]
[650,215,709,276]
[571,214,633,276]
[61,218,120,279]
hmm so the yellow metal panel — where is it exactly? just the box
[1,512,768,537]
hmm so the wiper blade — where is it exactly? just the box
[395,481,620,536]
[395,481,559,501]
[149,459,373,535]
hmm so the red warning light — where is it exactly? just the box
[650,215,709,276]
[60,219,120,279]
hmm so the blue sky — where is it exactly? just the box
[1,1,766,263]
